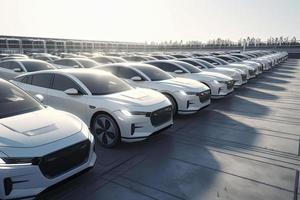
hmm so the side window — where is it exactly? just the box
[150,62,179,72]
[117,67,141,79]
[53,59,66,65]
[52,74,84,93]
[31,74,53,88]
[65,60,78,67]
[0,62,11,69]
[14,76,26,82]
[10,62,23,71]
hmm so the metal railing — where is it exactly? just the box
[0,35,299,54]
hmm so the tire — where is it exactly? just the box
[164,94,177,116]
[91,113,120,148]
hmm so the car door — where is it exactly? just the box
[0,61,24,80]
[46,73,89,121]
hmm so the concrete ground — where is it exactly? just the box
[39,59,300,200]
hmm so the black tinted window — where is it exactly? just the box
[218,56,235,63]
[135,65,172,81]
[21,61,55,72]
[0,61,22,71]
[53,59,67,65]
[0,80,43,118]
[70,71,132,95]
[118,67,141,79]
[147,62,180,72]
[199,58,221,66]
[52,74,84,93]
[31,74,53,88]
[0,62,12,69]
[179,60,201,66]
[174,61,202,72]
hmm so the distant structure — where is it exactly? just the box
[0,35,299,54]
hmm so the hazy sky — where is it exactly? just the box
[0,0,299,42]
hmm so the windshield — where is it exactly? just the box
[70,71,132,95]
[173,61,202,73]
[136,65,173,81]
[76,59,99,68]
[230,56,243,62]
[232,54,247,60]
[195,59,216,68]
[0,80,43,119]
[212,57,229,65]
[21,61,56,72]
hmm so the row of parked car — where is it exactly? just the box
[0,50,287,199]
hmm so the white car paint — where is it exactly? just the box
[145,60,234,98]
[0,59,55,80]
[12,69,173,146]
[96,63,211,114]
[0,79,96,199]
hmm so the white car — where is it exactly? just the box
[96,63,211,115]
[217,55,262,74]
[197,57,257,79]
[12,69,173,147]
[177,58,247,86]
[0,59,56,80]
[145,60,234,98]
[230,53,271,71]
[52,58,100,69]
[0,79,96,199]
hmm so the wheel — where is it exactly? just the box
[164,94,177,116]
[91,113,120,148]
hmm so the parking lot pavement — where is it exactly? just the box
[39,59,300,200]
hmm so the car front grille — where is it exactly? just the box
[226,80,235,90]
[249,70,255,76]
[150,106,172,127]
[241,74,247,81]
[197,90,211,103]
[39,140,90,179]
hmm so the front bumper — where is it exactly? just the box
[175,90,211,114]
[211,82,234,98]
[114,107,173,142]
[0,139,96,200]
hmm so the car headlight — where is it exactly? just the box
[0,157,34,165]
[120,110,148,117]
[120,110,133,117]
[213,80,226,85]
[178,90,187,96]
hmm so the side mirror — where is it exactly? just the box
[174,69,184,74]
[14,68,22,72]
[131,76,142,81]
[35,94,44,103]
[64,88,80,95]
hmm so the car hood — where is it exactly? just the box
[227,63,254,70]
[202,69,237,78]
[101,88,166,107]
[0,108,82,148]
[157,77,208,91]
[198,71,232,80]
[186,72,232,82]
